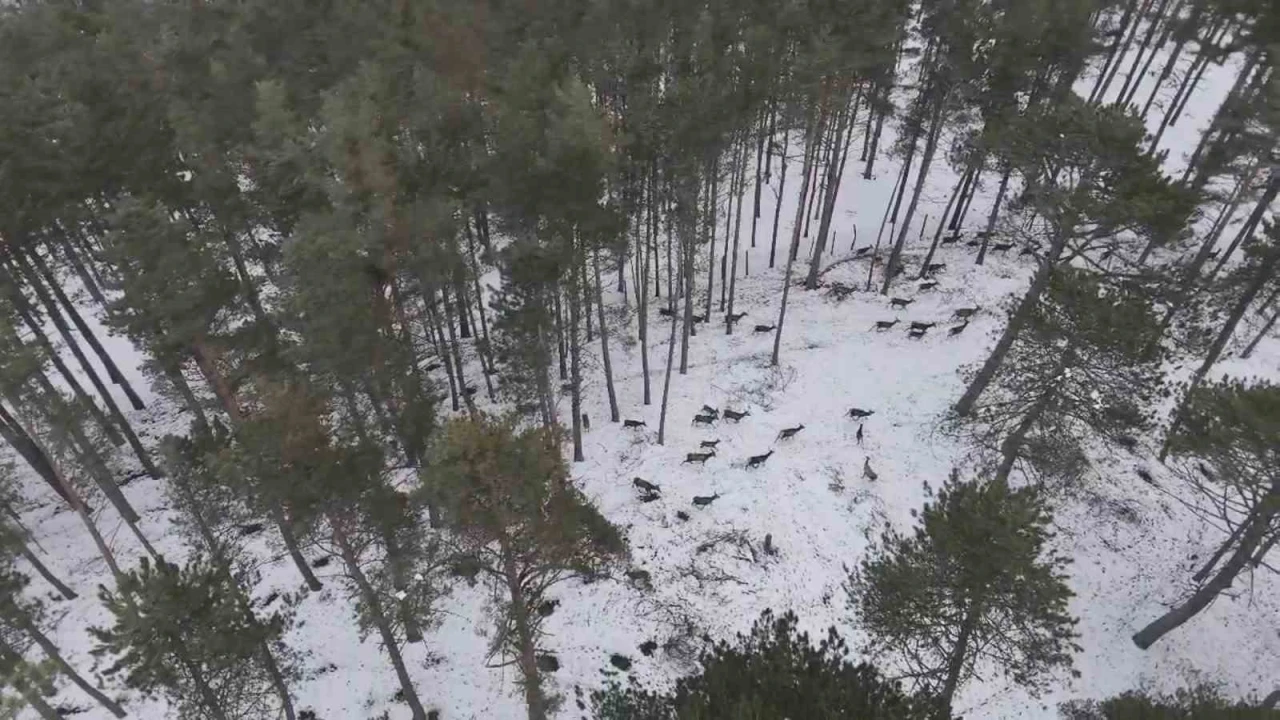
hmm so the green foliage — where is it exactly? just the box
[1168,378,1279,499]
[91,556,290,720]
[1060,683,1280,719]
[594,609,935,720]
[847,475,1079,712]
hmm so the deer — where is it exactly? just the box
[991,242,1015,254]
[633,478,660,494]
[873,319,899,331]
[847,407,874,419]
[909,321,935,331]
[726,311,748,324]
[965,238,982,248]
[975,230,992,239]
[700,405,720,418]
[746,450,774,469]
[777,425,805,441]
[952,307,980,320]
[753,324,776,333]
[948,321,970,336]
[658,307,675,317]
[692,494,721,507]
[907,327,928,339]
[889,297,914,309]
[856,424,864,445]
[424,361,442,372]
[940,233,961,246]
[692,313,707,324]
[862,457,878,481]
[722,408,750,422]
[699,439,721,449]
[623,419,647,429]
[692,413,717,426]
[922,263,947,276]
[918,281,939,291]
[683,450,716,464]
[854,246,872,257]
[1019,245,1039,256]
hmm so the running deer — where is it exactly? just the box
[952,307,980,320]
[692,494,721,507]
[873,319,899,331]
[722,409,750,422]
[889,297,914,309]
[847,408,874,419]
[753,324,776,333]
[623,419,647,429]
[683,450,716,464]
[777,425,805,441]
[948,321,970,336]
[863,457,878,481]
[699,439,721,449]
[746,450,774,468]
[633,478,660,493]
[692,413,717,426]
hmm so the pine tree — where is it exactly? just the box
[964,269,1165,488]
[91,556,294,720]
[1133,379,1280,649]
[1061,683,1280,719]
[594,609,934,720]
[430,414,626,720]
[847,475,1079,717]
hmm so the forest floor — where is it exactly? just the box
[10,48,1280,720]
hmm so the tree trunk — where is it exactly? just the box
[1183,50,1262,187]
[1161,236,1280,458]
[0,636,61,720]
[773,113,822,367]
[568,245,584,462]
[805,90,858,290]
[0,401,71,505]
[260,639,296,720]
[637,212,652,406]
[1089,0,1142,102]
[465,222,498,402]
[20,616,126,717]
[271,504,323,592]
[52,233,106,306]
[975,166,1012,266]
[725,136,748,333]
[453,268,473,339]
[424,298,460,412]
[937,603,980,719]
[882,96,944,295]
[956,226,1069,416]
[1105,0,1158,103]
[1118,0,1179,110]
[5,260,157,476]
[657,283,681,446]
[1133,484,1277,649]
[769,128,792,269]
[1207,174,1280,279]
[164,361,210,436]
[500,545,547,720]
[863,84,890,179]
[1241,303,1279,359]
[24,249,146,410]
[333,519,427,720]
[593,250,620,422]
[18,543,77,600]
[6,281,121,446]
[705,157,718,320]
[918,168,969,278]
[1139,6,1198,120]
[441,286,475,415]
[175,641,231,720]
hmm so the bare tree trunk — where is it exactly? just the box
[5,260,157,476]
[18,542,77,600]
[1241,304,1279,359]
[705,158,718,320]
[1139,5,1198,119]
[882,96,945,294]
[975,166,1012,266]
[500,545,548,720]
[20,616,126,717]
[637,208,652,406]
[937,604,980,719]
[725,136,748,332]
[1115,0,1177,109]
[1099,0,1156,102]
[0,403,71,505]
[1207,174,1280,278]
[424,296,460,412]
[568,245,584,462]
[333,520,427,720]
[0,636,61,720]
[553,289,568,381]
[918,168,969,278]
[806,90,859,290]
[863,84,890,179]
[593,250,620,422]
[164,361,210,436]
[769,128,791,269]
[1089,0,1143,102]
[24,249,146,410]
[1133,485,1277,649]
[956,226,1069,416]
[268,504,323,591]
[465,222,498,402]
[773,113,822,367]
[441,287,474,416]
[52,232,106,306]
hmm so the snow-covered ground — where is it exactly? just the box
[9,42,1279,720]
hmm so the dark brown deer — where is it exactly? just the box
[922,263,947,276]
[908,327,928,339]
[746,450,774,468]
[854,246,872,257]
[700,405,720,418]
[856,424,864,445]
[873,319,899,331]
[940,234,961,246]
[633,478,660,493]
[909,321,935,331]
[692,413,717,426]
[699,439,720,449]
[889,297,914,309]
[777,425,805,440]
[683,450,716,464]
[722,409,750,422]
[623,419,647,429]
[726,312,748,323]
[847,407,874,419]
[952,307,980,320]
[753,324,775,333]
[692,494,721,507]
[948,321,970,336]
[863,458,878,481]
[918,281,939,291]
[991,242,1014,253]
